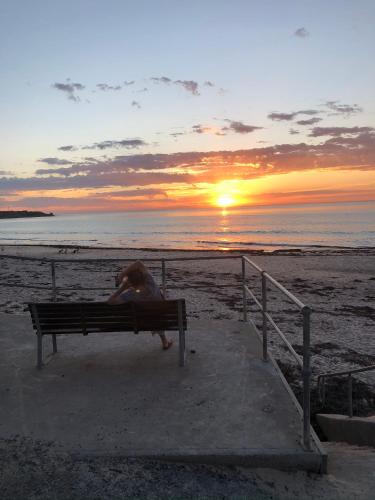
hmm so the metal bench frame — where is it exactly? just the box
[28,299,187,369]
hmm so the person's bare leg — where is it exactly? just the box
[157,331,173,350]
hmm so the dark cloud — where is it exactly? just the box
[268,112,297,121]
[294,27,309,37]
[174,80,199,95]
[96,83,122,91]
[309,126,374,137]
[57,139,147,152]
[296,117,322,126]
[82,139,147,150]
[191,124,225,136]
[150,76,200,95]
[151,76,172,84]
[325,101,363,116]
[298,109,320,116]
[52,80,85,102]
[123,80,135,86]
[58,145,77,152]
[223,120,263,134]
[268,109,320,121]
[38,158,72,165]
[131,100,141,109]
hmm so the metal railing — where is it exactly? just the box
[317,365,375,418]
[241,256,312,450]
[1,252,312,450]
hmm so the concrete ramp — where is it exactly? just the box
[0,313,325,471]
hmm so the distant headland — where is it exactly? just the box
[0,210,54,219]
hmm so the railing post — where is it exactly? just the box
[261,271,268,361]
[161,259,166,298]
[51,261,57,301]
[348,374,353,418]
[50,261,58,353]
[241,257,247,322]
[302,305,312,450]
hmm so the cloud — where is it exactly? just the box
[223,120,263,134]
[3,129,374,201]
[96,83,122,91]
[296,117,322,126]
[58,145,77,152]
[150,76,200,95]
[131,100,141,109]
[268,109,320,121]
[38,157,72,165]
[82,139,147,150]
[309,126,374,137]
[294,27,309,38]
[52,80,85,102]
[325,101,363,116]
[57,139,147,152]
[268,112,296,121]
[174,80,200,95]
[192,124,226,136]
[151,76,172,84]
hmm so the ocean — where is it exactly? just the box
[0,202,374,251]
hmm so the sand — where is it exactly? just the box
[1,244,374,498]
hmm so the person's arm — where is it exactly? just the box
[107,280,130,304]
[116,260,147,284]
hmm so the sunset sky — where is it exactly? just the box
[1,0,374,212]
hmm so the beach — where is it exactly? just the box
[1,244,375,498]
[1,244,374,412]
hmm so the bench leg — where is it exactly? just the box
[37,332,43,369]
[179,328,185,367]
[52,334,57,353]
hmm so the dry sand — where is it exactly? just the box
[1,244,374,498]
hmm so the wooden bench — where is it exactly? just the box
[28,299,187,369]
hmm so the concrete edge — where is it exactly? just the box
[317,414,375,448]
[71,447,323,472]
[246,318,328,474]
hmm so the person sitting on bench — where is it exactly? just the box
[107,261,173,350]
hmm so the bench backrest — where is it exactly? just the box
[28,300,187,336]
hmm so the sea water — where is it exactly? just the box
[0,202,374,250]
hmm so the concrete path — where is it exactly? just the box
[0,313,324,471]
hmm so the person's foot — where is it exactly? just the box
[162,340,173,350]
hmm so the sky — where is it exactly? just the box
[0,0,375,212]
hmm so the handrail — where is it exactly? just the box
[241,255,312,450]
[242,255,263,273]
[263,272,306,310]
[318,364,375,379]
[317,364,375,418]
[0,254,243,263]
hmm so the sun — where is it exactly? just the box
[216,194,235,208]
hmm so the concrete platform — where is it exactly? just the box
[0,313,325,471]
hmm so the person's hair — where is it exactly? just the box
[127,269,146,287]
